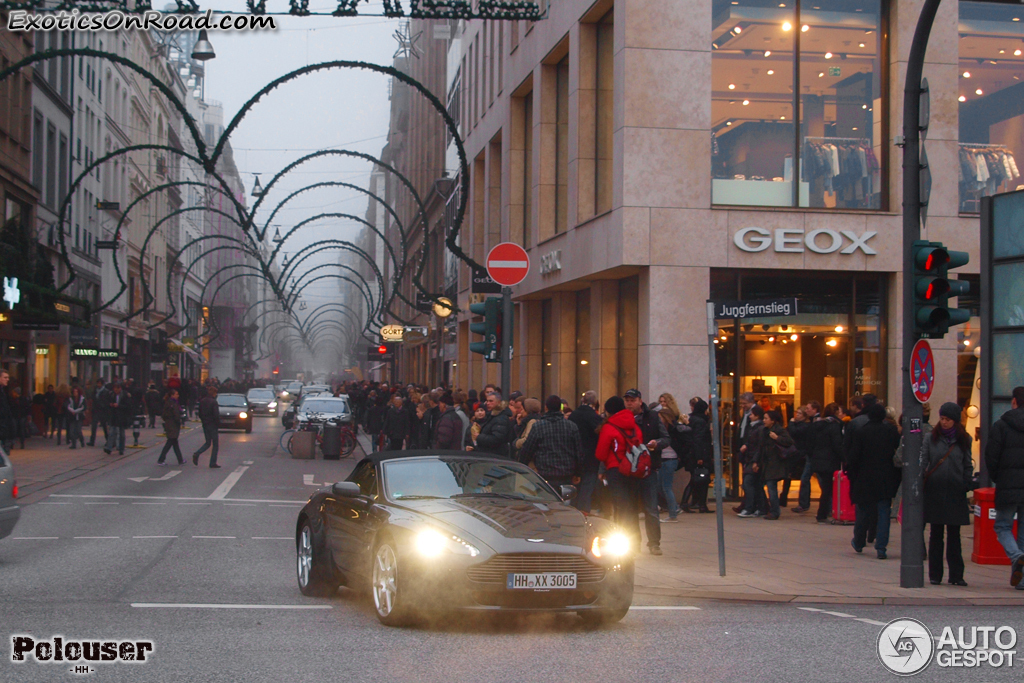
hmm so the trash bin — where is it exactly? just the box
[290,431,316,460]
[971,487,1017,565]
[321,423,341,460]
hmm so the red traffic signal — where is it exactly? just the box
[377,345,388,354]
[272,366,279,375]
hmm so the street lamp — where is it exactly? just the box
[191,29,216,61]
[271,226,283,243]
[251,174,264,197]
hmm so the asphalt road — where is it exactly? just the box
[2,417,1022,682]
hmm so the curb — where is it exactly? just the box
[633,584,1024,606]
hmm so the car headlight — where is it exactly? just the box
[239,412,248,419]
[414,528,480,558]
[268,402,277,408]
[281,391,289,397]
[591,532,631,558]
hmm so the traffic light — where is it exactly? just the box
[912,240,971,339]
[469,296,501,362]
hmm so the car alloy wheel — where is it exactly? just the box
[372,543,398,619]
[297,526,313,590]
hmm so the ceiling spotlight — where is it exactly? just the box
[976,88,984,95]
[963,71,971,78]
[825,52,833,59]
[1016,49,1023,56]
[780,115,786,120]
[801,24,809,32]
[780,325,788,331]
[729,83,736,90]
[862,104,868,109]
[818,72,825,78]
[859,43,866,48]
[963,340,971,347]
[767,69,775,75]
[764,50,771,57]
[726,121,733,125]
[742,99,750,105]
[782,21,792,31]
[733,26,742,34]
[768,336,776,343]
[959,95,966,102]
[834,325,844,333]
[826,339,838,347]
[790,334,799,341]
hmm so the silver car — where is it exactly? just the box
[0,445,20,540]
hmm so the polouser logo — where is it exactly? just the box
[877,618,935,676]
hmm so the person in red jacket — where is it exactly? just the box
[596,395,661,555]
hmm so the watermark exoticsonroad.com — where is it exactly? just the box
[6,9,277,32]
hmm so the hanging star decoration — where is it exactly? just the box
[393,22,422,60]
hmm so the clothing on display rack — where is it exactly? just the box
[958,143,1019,205]
[801,137,880,208]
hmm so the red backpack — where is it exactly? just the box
[611,424,652,478]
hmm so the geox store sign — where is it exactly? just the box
[733,227,877,255]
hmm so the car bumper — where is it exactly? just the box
[396,552,634,613]
[0,503,21,540]
[217,418,252,430]
[248,404,276,414]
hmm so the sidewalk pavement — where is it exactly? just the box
[633,505,1024,606]
[8,421,202,499]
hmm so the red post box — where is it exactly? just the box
[972,487,1018,565]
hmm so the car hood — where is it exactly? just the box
[398,497,589,552]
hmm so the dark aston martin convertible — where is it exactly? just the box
[294,451,635,626]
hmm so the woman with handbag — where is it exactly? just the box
[762,410,796,520]
[922,402,974,586]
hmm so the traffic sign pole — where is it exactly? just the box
[501,287,513,398]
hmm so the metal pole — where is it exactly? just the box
[900,0,942,590]
[707,302,726,577]
[501,287,512,396]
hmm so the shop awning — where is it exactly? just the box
[169,336,205,365]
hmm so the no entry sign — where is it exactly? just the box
[910,339,935,404]
[486,242,530,287]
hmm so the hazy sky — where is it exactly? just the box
[199,1,401,314]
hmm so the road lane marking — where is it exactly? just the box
[84,502,119,505]
[797,607,822,612]
[133,502,167,505]
[225,503,257,507]
[821,611,855,618]
[629,606,702,611]
[798,607,886,628]
[243,461,254,464]
[133,536,178,539]
[178,502,211,505]
[131,603,332,610]
[252,537,292,540]
[303,475,322,486]
[38,501,71,505]
[13,537,59,540]
[74,536,119,539]
[208,465,250,500]
[192,536,236,539]
[50,494,306,504]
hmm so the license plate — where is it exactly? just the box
[506,572,577,590]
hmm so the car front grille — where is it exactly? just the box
[466,554,606,584]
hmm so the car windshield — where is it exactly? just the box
[383,458,559,502]
[247,389,274,400]
[301,399,348,414]
[217,395,247,407]
[286,382,302,392]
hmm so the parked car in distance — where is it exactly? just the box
[0,445,21,540]
[246,388,278,415]
[294,397,352,426]
[216,394,253,433]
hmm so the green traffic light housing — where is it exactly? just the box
[912,240,971,339]
[469,296,501,362]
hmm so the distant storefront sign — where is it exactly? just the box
[713,298,799,319]
[471,266,502,294]
[733,227,877,255]
[72,346,122,362]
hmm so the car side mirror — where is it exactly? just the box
[560,485,577,501]
[332,481,362,498]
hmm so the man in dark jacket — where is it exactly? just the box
[624,388,668,554]
[433,392,464,450]
[193,386,221,468]
[0,370,15,452]
[103,383,133,455]
[985,385,1024,587]
[382,395,410,451]
[145,383,162,428]
[738,405,766,517]
[791,401,819,513]
[517,395,583,488]
[365,391,387,452]
[472,390,512,457]
[847,403,901,559]
[569,391,604,513]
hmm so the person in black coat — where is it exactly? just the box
[984,386,1024,586]
[382,395,410,451]
[472,391,512,458]
[922,402,974,586]
[686,398,714,514]
[847,403,901,559]
[568,391,605,514]
[806,403,845,522]
[365,392,387,452]
[785,407,814,509]
[145,384,163,428]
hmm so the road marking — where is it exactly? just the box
[13,536,59,540]
[225,503,257,506]
[133,535,178,539]
[797,607,822,612]
[243,460,254,464]
[303,475,322,486]
[84,502,119,505]
[208,465,250,500]
[252,536,292,540]
[798,607,885,628]
[38,501,71,505]
[178,502,211,506]
[131,603,332,610]
[629,606,702,611]
[192,536,236,539]
[133,502,167,505]
[50,494,306,504]
[74,536,119,539]
[856,618,887,626]
[821,611,855,618]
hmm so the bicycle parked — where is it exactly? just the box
[279,412,358,457]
